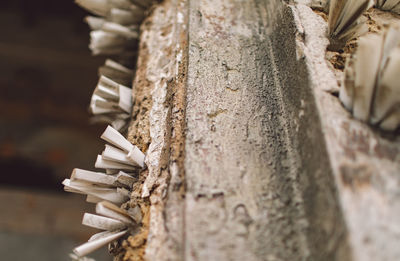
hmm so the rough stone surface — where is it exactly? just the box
[143,0,188,259]
[184,1,349,260]
[293,4,400,261]
[123,1,400,261]
[125,1,189,260]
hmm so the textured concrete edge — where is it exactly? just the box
[182,0,350,259]
[268,2,353,260]
[144,0,188,259]
[125,0,189,260]
[291,3,400,261]
[125,0,399,260]
[119,3,158,259]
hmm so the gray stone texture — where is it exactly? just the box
[132,1,400,260]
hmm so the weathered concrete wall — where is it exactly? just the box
[126,0,400,260]
[268,4,352,261]
[292,3,400,261]
[126,0,188,260]
[184,0,349,260]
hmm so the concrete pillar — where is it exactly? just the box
[124,1,400,260]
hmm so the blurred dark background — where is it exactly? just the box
[0,1,112,260]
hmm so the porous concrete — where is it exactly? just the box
[293,3,400,261]
[184,1,349,260]
[125,1,400,260]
